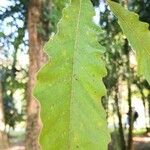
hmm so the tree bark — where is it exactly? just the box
[26,0,49,149]
[0,82,8,149]
[0,82,5,132]
[125,39,133,150]
[114,86,126,150]
[127,76,133,150]
[140,89,148,128]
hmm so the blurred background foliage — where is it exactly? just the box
[0,0,150,150]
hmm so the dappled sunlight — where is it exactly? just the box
[6,146,25,150]
[133,136,150,143]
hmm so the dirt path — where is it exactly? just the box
[4,137,25,150]
[6,145,25,150]
[133,134,150,150]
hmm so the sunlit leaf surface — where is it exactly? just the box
[34,0,110,149]
[108,0,150,84]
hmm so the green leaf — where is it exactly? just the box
[107,0,150,84]
[34,0,110,149]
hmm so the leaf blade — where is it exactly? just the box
[107,0,150,84]
[34,0,110,149]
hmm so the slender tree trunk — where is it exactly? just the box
[0,82,8,149]
[112,103,117,130]
[0,82,5,132]
[114,85,126,150]
[140,89,148,128]
[26,0,49,149]
[124,39,133,150]
[127,78,133,150]
[102,95,109,119]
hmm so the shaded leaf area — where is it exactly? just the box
[34,0,110,149]
[107,0,150,84]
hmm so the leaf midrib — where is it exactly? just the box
[68,0,82,148]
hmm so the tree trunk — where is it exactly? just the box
[114,86,126,150]
[0,82,5,132]
[140,89,148,128]
[125,39,133,150]
[0,82,8,149]
[127,78,133,150]
[26,0,49,149]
